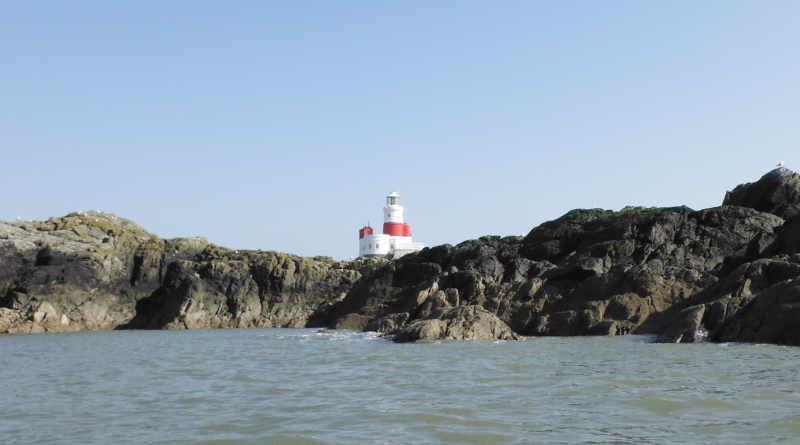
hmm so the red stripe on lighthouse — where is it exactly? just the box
[383,222,411,236]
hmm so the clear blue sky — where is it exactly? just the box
[2,1,799,260]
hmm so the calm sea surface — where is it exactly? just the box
[2,328,800,444]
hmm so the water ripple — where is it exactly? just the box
[2,329,800,444]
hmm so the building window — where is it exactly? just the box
[369,244,372,249]
[376,243,380,249]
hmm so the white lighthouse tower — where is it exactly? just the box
[358,192,424,259]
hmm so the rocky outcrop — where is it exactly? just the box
[313,206,785,341]
[713,266,800,345]
[392,306,520,342]
[312,167,800,345]
[4,167,800,345]
[651,253,800,345]
[724,167,800,220]
[0,211,380,333]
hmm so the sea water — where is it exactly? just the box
[2,328,800,444]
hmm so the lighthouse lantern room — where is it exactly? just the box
[358,192,424,259]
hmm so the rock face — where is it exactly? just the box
[724,167,800,220]
[0,211,380,333]
[314,206,784,341]
[313,168,800,345]
[392,306,521,343]
[4,168,800,346]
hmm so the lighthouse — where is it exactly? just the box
[358,192,424,259]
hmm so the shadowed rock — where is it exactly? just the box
[723,167,800,220]
[314,205,785,342]
[0,211,378,333]
[4,168,800,346]
[656,305,706,343]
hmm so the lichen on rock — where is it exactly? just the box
[0,211,377,333]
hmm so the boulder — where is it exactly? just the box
[723,167,800,220]
[656,305,706,343]
[391,306,521,342]
[363,313,409,333]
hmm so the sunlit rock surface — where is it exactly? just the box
[4,168,800,345]
[0,211,380,333]
[314,168,800,345]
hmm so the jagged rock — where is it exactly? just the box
[391,306,520,342]
[363,313,409,333]
[332,313,372,330]
[714,279,800,345]
[765,214,800,256]
[0,212,378,333]
[327,168,800,347]
[5,168,800,347]
[0,307,26,332]
[723,167,800,220]
[653,257,800,345]
[656,305,706,343]
[315,205,784,342]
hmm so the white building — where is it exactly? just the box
[358,191,424,259]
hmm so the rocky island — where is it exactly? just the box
[3,168,800,346]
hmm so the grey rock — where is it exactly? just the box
[5,168,800,346]
[391,306,521,342]
[0,212,377,333]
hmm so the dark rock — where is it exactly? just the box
[764,214,800,256]
[0,212,376,333]
[656,305,706,343]
[364,312,409,333]
[710,276,800,345]
[723,167,800,220]
[323,192,789,344]
[6,168,800,346]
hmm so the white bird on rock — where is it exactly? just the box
[777,160,784,167]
